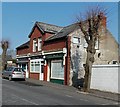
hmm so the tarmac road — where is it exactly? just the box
[2,78,119,106]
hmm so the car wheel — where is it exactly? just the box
[8,76,12,81]
[23,78,25,81]
[2,74,4,79]
[2,76,5,79]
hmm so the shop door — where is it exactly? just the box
[22,64,28,78]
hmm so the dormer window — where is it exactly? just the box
[38,38,42,51]
[33,39,37,52]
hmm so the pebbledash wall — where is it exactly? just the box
[91,65,120,93]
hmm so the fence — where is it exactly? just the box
[91,64,120,93]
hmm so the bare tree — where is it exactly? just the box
[76,6,106,92]
[1,40,9,70]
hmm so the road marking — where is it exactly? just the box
[65,95,72,98]
[101,102,119,105]
[79,98,89,102]
[11,94,39,105]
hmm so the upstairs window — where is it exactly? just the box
[84,38,99,50]
[33,39,37,52]
[72,37,80,44]
[38,38,42,51]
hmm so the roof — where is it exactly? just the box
[36,22,63,33]
[28,22,63,38]
[16,41,30,50]
[45,23,80,41]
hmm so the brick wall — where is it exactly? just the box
[29,26,42,53]
[43,39,66,51]
[17,48,29,55]
[29,73,39,80]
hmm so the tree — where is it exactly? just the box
[1,40,9,70]
[76,6,106,92]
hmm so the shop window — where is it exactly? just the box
[31,62,34,71]
[51,60,64,79]
[30,61,40,72]
[35,62,40,71]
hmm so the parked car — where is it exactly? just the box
[2,66,26,81]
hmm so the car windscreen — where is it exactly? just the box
[6,67,14,71]
[14,68,24,72]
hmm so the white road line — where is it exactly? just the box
[101,102,119,105]
[79,98,89,102]
[65,95,72,98]
[11,94,39,105]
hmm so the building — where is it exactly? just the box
[16,15,119,86]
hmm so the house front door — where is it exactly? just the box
[39,61,44,81]
[21,63,29,78]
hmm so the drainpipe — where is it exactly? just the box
[65,37,69,85]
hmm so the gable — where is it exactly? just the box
[28,22,63,38]
[28,24,44,38]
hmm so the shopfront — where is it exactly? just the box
[45,53,65,84]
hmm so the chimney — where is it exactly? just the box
[100,12,107,28]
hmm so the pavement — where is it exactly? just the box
[26,78,120,102]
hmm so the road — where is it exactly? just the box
[2,79,118,106]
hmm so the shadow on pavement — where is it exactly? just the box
[15,80,43,86]
[3,78,43,87]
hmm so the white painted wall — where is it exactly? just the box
[91,65,120,93]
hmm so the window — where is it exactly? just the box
[51,60,64,79]
[84,38,99,49]
[95,39,99,49]
[33,39,37,52]
[38,38,42,51]
[30,60,44,73]
[84,39,88,48]
[35,61,40,71]
[72,37,80,44]
[31,62,34,71]
[113,60,118,64]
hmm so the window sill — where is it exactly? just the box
[30,71,40,73]
[51,77,64,80]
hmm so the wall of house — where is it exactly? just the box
[91,65,120,93]
[94,28,119,65]
[17,48,29,55]
[29,73,39,80]
[29,26,42,53]
[69,27,119,86]
[43,39,66,51]
[29,26,54,53]
[69,29,85,86]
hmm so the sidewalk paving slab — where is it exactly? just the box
[26,78,119,102]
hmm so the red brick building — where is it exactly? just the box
[16,17,119,86]
[16,22,74,85]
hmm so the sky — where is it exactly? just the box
[2,2,118,51]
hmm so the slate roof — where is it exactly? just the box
[16,41,30,49]
[45,23,80,41]
[17,22,79,50]
[28,22,63,38]
[36,22,63,33]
